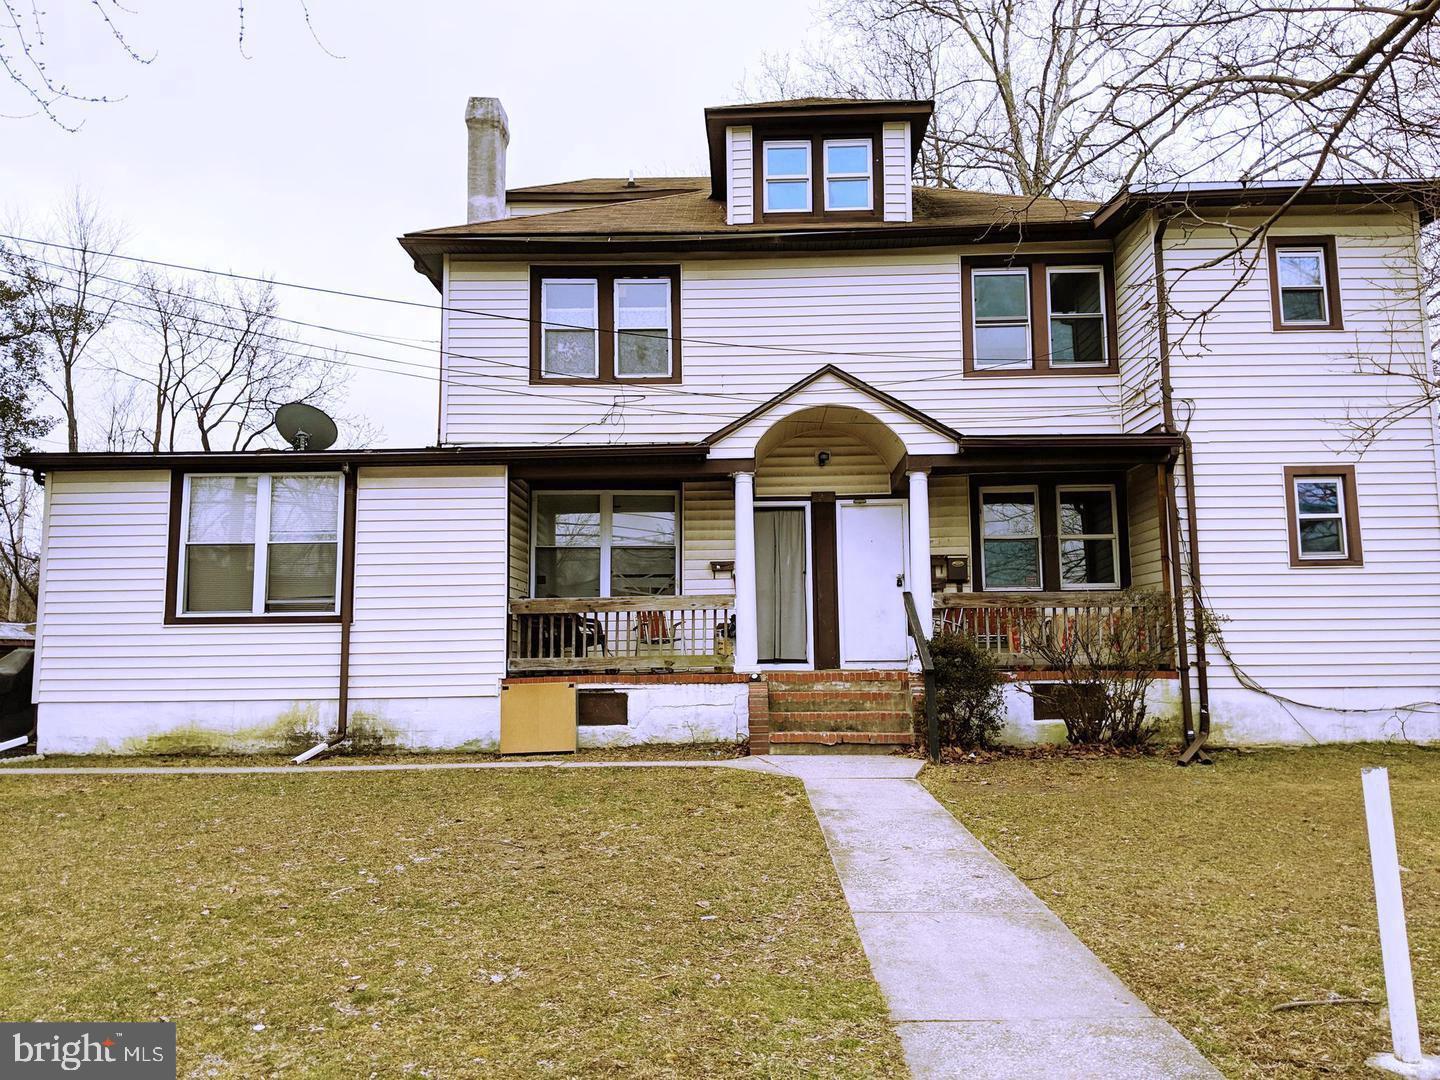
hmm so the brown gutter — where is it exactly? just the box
[1151,210,1211,763]
[336,465,359,743]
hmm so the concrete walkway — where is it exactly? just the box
[753,754,1220,1080]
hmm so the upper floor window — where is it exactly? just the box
[1268,236,1343,330]
[530,267,680,384]
[823,139,873,211]
[175,472,342,618]
[1284,466,1362,567]
[763,141,812,213]
[532,491,677,598]
[962,257,1117,376]
[755,131,879,221]
[1048,268,1107,366]
[972,269,1031,369]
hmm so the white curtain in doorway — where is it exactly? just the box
[756,508,807,663]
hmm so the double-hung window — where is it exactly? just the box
[533,492,677,598]
[1285,467,1361,566]
[1057,486,1119,588]
[615,278,673,378]
[178,473,342,617]
[823,139,872,211]
[972,269,1032,369]
[1269,238,1341,330]
[540,279,600,379]
[763,141,811,213]
[979,487,1042,590]
[531,268,680,383]
[1048,267,1107,366]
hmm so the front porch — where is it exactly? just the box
[500,368,1185,749]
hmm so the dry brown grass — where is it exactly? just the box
[0,767,904,1078]
[922,743,1440,1078]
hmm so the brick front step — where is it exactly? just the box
[769,710,913,733]
[768,689,909,711]
[764,669,910,684]
[769,731,914,746]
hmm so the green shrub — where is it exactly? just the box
[922,630,1006,751]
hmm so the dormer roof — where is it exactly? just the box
[703,98,934,199]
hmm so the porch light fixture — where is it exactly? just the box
[816,449,831,467]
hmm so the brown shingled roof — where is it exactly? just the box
[409,185,1097,238]
[507,176,708,201]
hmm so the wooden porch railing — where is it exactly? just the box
[508,595,736,674]
[933,592,1174,669]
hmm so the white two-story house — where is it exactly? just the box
[13,96,1440,754]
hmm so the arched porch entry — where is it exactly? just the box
[705,367,960,672]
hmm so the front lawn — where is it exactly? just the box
[0,767,904,1078]
[923,744,1439,1079]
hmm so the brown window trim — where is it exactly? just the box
[529,266,682,385]
[961,254,1120,377]
[967,474,1131,592]
[163,468,351,626]
[1267,235,1344,331]
[753,124,883,224]
[1283,464,1362,568]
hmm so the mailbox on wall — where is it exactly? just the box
[931,555,969,587]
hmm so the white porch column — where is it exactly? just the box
[906,470,932,608]
[733,471,759,672]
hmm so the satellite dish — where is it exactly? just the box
[275,402,338,452]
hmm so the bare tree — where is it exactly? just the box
[2,193,124,451]
[1,1,342,130]
[745,0,1440,199]
[178,279,351,451]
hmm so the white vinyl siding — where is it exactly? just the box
[882,121,913,222]
[929,474,971,592]
[754,431,890,497]
[681,480,735,597]
[1126,465,1166,592]
[348,467,507,699]
[726,126,754,225]
[443,250,1120,446]
[1162,210,1440,696]
[33,468,509,706]
[508,476,530,600]
[1114,215,1165,432]
[35,471,341,703]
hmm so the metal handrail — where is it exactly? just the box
[902,591,939,763]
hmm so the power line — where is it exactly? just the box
[2,232,1169,372]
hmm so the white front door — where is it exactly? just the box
[837,500,910,667]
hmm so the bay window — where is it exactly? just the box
[177,472,342,617]
[533,491,677,598]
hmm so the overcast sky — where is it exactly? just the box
[3,0,816,447]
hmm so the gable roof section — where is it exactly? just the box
[704,366,961,460]
[506,176,709,204]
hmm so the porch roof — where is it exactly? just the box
[8,430,1182,480]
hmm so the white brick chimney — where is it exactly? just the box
[465,97,509,223]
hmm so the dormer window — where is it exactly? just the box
[824,139,873,211]
[752,131,881,222]
[762,141,811,212]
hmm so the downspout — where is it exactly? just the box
[294,465,358,765]
[1152,211,1212,763]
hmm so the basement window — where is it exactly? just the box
[176,473,342,617]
